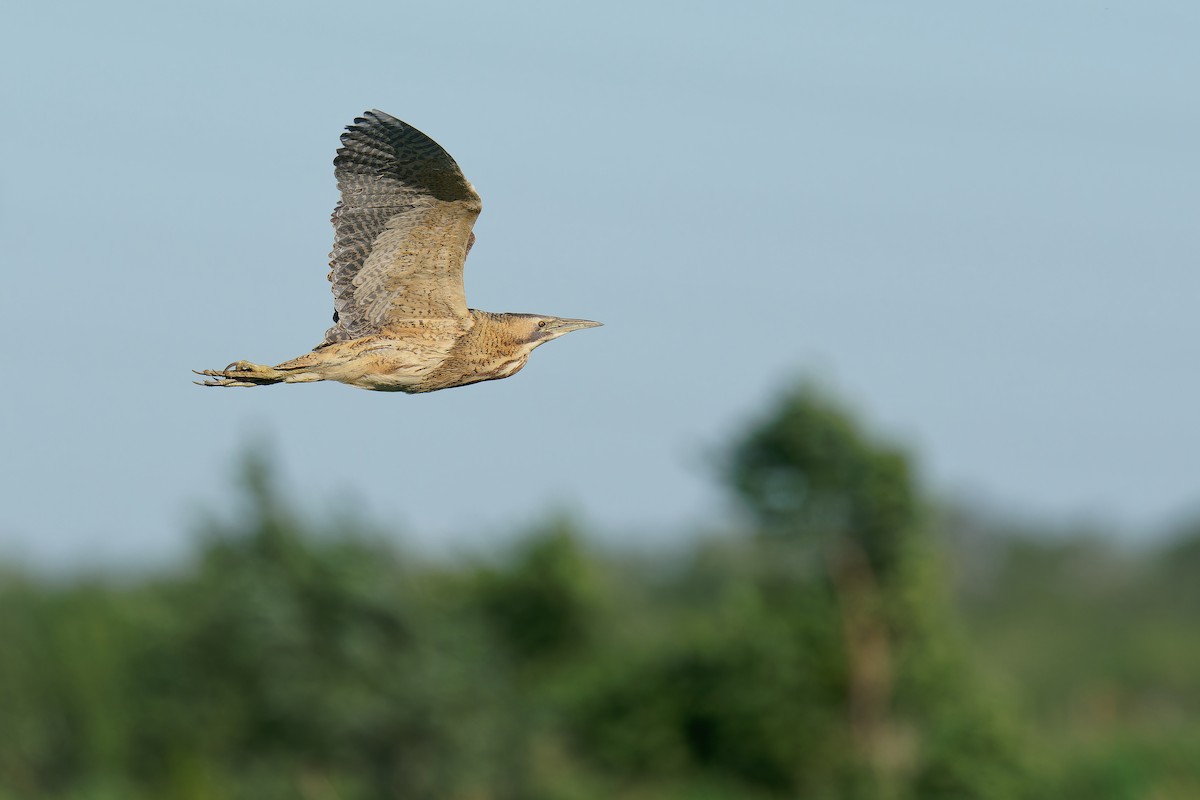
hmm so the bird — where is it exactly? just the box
[195,110,600,392]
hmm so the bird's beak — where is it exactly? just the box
[545,317,603,335]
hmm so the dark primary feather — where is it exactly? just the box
[321,110,481,347]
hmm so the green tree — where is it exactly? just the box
[723,381,1028,798]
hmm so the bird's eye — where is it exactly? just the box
[537,320,546,328]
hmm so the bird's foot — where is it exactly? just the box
[192,360,281,387]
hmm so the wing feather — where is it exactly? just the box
[321,110,481,347]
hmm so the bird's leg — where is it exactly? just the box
[193,360,286,387]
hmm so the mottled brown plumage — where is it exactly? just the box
[195,110,600,392]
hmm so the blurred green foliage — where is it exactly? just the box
[1,381,1197,798]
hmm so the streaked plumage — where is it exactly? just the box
[196,110,600,392]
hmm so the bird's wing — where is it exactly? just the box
[320,110,482,347]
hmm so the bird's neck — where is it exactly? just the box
[420,311,533,390]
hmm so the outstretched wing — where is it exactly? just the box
[321,110,482,347]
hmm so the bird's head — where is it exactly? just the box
[463,312,602,383]
[506,314,603,350]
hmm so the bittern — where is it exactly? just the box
[195,110,600,392]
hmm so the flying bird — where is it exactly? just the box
[195,110,600,392]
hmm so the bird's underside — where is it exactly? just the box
[196,311,564,393]
[195,110,599,393]
[197,327,467,393]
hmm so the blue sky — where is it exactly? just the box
[2,1,1198,567]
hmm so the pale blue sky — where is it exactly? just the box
[2,1,1198,566]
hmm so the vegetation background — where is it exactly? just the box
[2,381,1197,799]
